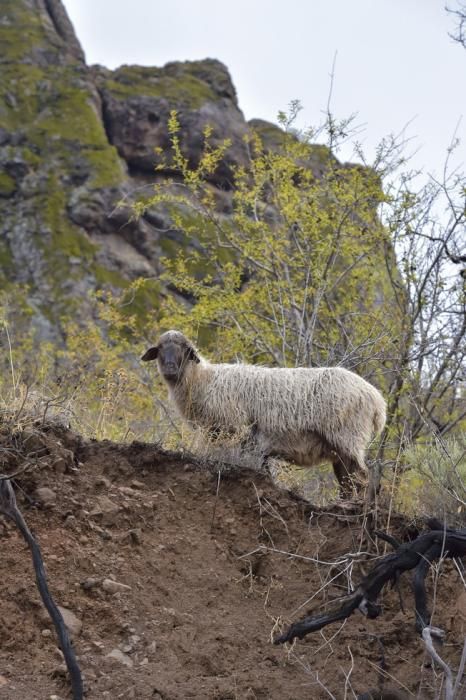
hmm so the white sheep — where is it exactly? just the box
[142,330,386,499]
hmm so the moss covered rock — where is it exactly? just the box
[0,1,259,341]
[94,60,250,187]
[0,0,159,335]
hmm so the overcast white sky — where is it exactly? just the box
[63,0,465,175]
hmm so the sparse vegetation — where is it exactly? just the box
[395,439,465,525]
[1,1,465,696]
[1,98,464,518]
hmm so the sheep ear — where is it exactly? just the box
[187,346,200,363]
[141,346,158,362]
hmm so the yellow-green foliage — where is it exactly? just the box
[0,286,165,443]
[135,112,401,383]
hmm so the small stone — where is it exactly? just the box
[35,487,56,507]
[118,486,137,496]
[81,577,100,591]
[102,578,131,594]
[90,495,120,525]
[52,663,67,678]
[41,629,52,637]
[140,657,149,666]
[57,606,82,638]
[131,480,144,489]
[95,476,111,489]
[91,523,113,540]
[106,648,133,668]
[52,457,67,474]
[0,675,8,687]
[122,528,142,545]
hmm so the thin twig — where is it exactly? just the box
[210,468,222,532]
[421,626,453,700]
[452,637,466,699]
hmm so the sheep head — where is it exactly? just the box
[141,330,200,382]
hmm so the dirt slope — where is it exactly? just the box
[0,424,464,699]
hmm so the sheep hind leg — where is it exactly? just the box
[332,455,364,500]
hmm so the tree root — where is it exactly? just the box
[0,479,83,699]
[275,519,466,645]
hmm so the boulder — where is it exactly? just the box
[94,60,250,188]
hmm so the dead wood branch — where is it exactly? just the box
[274,520,466,645]
[0,480,83,699]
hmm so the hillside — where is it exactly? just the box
[0,422,464,699]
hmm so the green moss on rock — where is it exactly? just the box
[0,239,13,274]
[101,65,218,108]
[85,146,125,188]
[42,178,96,259]
[92,265,128,289]
[0,0,50,63]
[0,172,16,197]
[0,65,44,131]
[1,63,125,190]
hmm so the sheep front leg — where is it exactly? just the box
[332,455,364,500]
[261,455,287,480]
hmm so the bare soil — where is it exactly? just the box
[0,424,464,699]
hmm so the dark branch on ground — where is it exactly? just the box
[274,519,466,645]
[0,480,83,700]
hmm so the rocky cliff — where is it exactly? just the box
[1,0,396,363]
[0,0,275,342]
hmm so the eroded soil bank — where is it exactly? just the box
[0,424,464,699]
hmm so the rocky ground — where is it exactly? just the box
[0,423,464,699]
